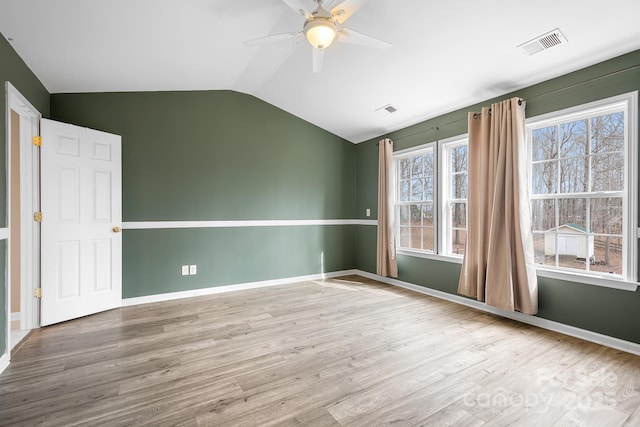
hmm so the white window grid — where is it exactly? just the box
[390,92,637,290]
[395,144,436,252]
[438,137,468,257]
[526,92,637,282]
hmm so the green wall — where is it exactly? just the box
[50,90,356,298]
[355,49,640,344]
[124,226,354,298]
[3,27,640,356]
[0,34,49,356]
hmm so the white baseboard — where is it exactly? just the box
[0,352,9,376]
[354,270,640,356]
[122,269,360,307]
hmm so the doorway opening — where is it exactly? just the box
[6,82,41,353]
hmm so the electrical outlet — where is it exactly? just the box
[189,265,197,275]
[366,208,371,217]
[181,265,189,276]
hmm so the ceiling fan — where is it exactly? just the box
[244,0,391,73]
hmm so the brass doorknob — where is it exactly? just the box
[113,226,122,233]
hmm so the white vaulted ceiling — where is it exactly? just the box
[1,0,640,143]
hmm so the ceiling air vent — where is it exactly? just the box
[518,28,567,56]
[376,104,398,114]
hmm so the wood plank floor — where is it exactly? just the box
[1,275,639,426]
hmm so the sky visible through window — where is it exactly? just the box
[531,112,625,275]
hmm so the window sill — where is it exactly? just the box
[535,268,638,292]
[397,249,463,264]
[397,250,638,292]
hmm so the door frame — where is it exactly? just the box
[5,82,41,357]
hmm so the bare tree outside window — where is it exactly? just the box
[530,111,625,276]
[396,139,468,257]
[397,147,435,252]
[449,144,468,255]
[392,96,634,283]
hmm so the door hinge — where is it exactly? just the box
[33,136,42,147]
[33,288,42,298]
[34,211,43,222]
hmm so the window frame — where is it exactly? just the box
[394,142,437,254]
[393,135,470,263]
[438,135,469,258]
[391,92,637,291]
[525,92,638,290]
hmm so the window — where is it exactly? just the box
[396,144,435,252]
[439,137,468,256]
[394,136,468,258]
[527,93,637,282]
[392,92,636,288]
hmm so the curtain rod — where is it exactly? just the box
[389,63,640,143]
[472,98,523,119]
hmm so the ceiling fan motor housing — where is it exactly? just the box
[303,14,338,49]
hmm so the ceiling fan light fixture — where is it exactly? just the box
[304,18,337,49]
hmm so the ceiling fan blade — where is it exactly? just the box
[244,31,302,47]
[312,48,325,73]
[323,0,346,10]
[330,0,370,24]
[338,28,391,48]
[282,0,313,19]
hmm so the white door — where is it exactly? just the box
[40,119,122,326]
[559,236,578,256]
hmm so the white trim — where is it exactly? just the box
[0,228,8,240]
[6,82,40,118]
[354,270,640,356]
[0,352,9,376]
[526,91,638,284]
[5,82,43,364]
[394,142,435,157]
[123,219,374,230]
[393,135,471,257]
[397,248,463,264]
[536,267,637,292]
[526,93,636,127]
[625,91,638,283]
[390,141,439,253]
[122,269,359,306]
[398,248,636,291]
[438,135,469,257]
[10,312,20,322]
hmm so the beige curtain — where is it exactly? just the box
[458,98,537,314]
[377,138,398,278]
